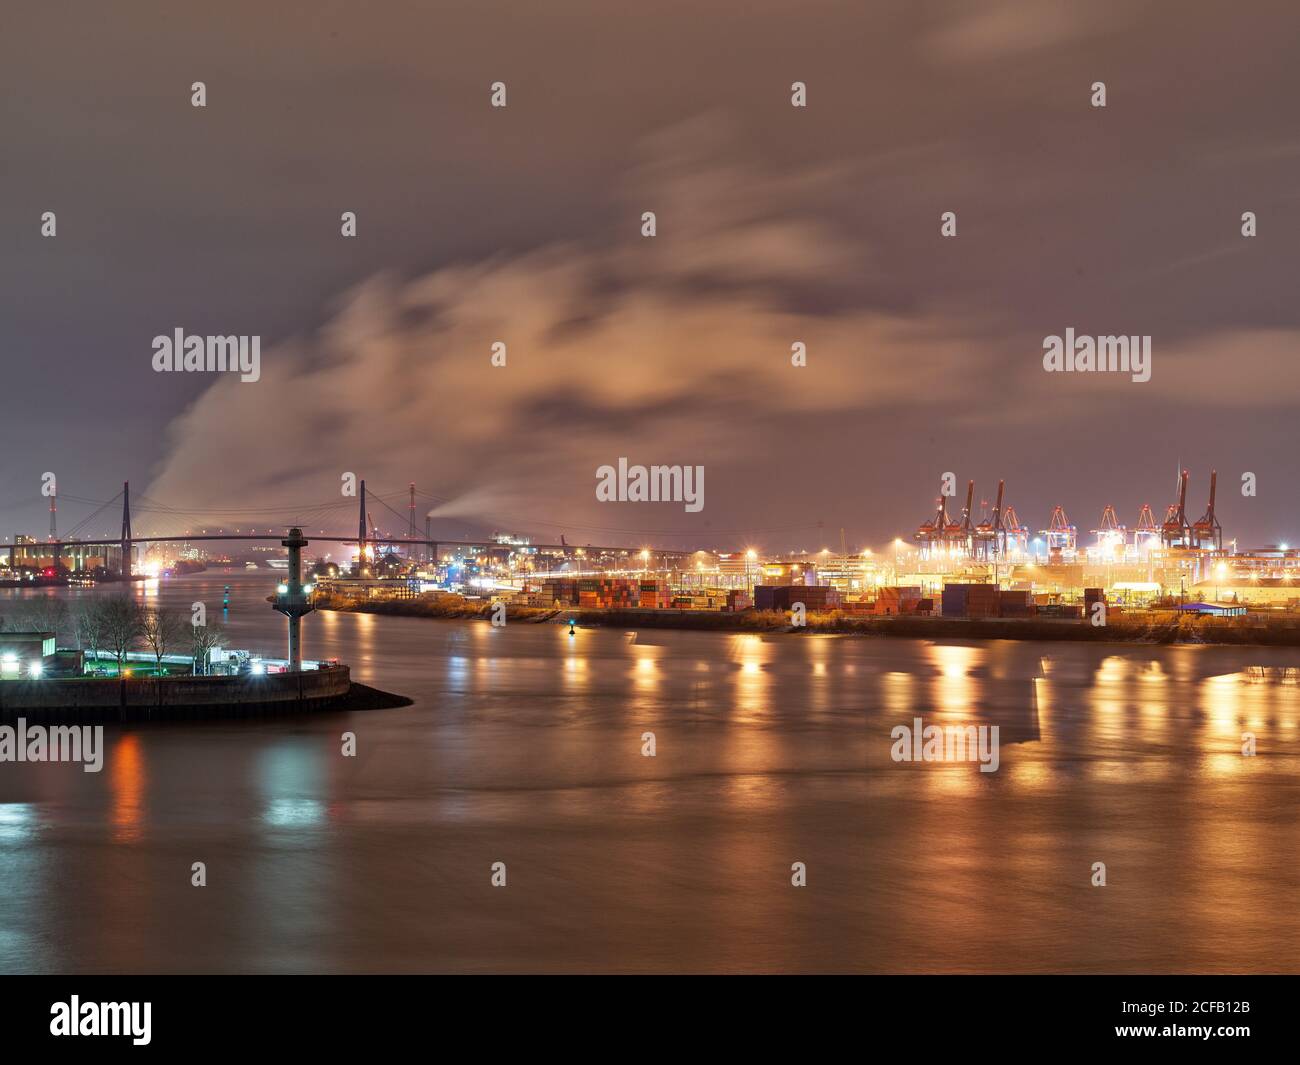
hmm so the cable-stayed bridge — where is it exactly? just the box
[2,479,735,577]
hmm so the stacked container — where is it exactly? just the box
[725,591,752,612]
[638,579,672,609]
[754,585,841,612]
[998,589,1035,618]
[572,577,642,609]
[941,583,1000,617]
[873,586,923,615]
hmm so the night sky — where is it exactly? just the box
[3,1,1298,550]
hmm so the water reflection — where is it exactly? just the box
[925,643,985,719]
[2,572,1299,973]
[110,734,145,844]
[0,803,34,844]
[257,744,323,839]
[732,635,771,721]
[263,799,326,828]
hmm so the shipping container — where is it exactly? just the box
[942,583,999,617]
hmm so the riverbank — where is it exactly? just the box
[314,592,1300,647]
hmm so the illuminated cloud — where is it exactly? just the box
[146,122,988,537]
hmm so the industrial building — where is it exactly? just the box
[0,632,57,677]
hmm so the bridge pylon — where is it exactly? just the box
[357,479,369,576]
[120,481,132,579]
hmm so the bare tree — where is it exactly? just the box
[99,597,144,670]
[141,607,186,671]
[189,620,227,676]
[18,596,71,643]
[3,604,33,631]
[75,602,108,665]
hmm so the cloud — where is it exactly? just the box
[145,121,987,538]
[143,115,1300,543]
[922,0,1135,62]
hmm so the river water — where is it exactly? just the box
[1,571,1298,973]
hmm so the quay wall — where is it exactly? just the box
[0,665,352,721]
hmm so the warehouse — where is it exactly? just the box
[0,631,57,677]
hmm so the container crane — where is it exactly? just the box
[1192,469,1223,551]
[1161,469,1193,548]
[1042,506,1077,558]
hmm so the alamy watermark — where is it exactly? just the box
[890,717,999,773]
[0,719,104,772]
[50,997,150,1045]
[151,328,260,382]
[1042,329,1150,383]
[596,458,704,513]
